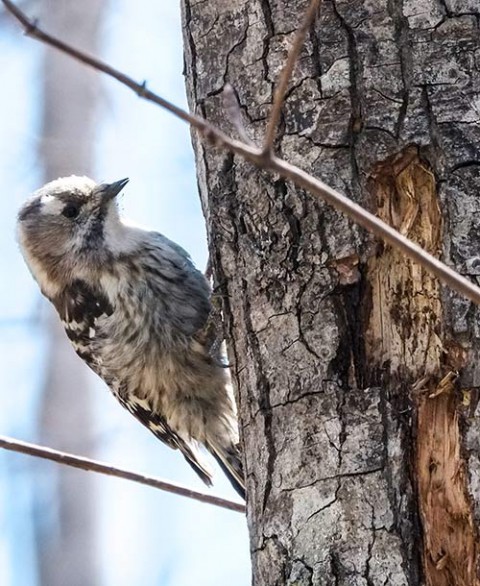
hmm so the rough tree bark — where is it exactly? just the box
[182,1,480,584]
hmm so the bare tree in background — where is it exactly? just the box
[183,1,480,584]
[35,1,106,584]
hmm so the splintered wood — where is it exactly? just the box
[417,382,478,586]
[366,147,480,586]
[365,146,443,378]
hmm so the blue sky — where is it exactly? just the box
[0,2,250,585]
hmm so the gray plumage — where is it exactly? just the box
[17,176,245,498]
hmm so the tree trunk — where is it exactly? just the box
[182,1,480,584]
[35,2,106,584]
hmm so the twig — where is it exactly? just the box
[0,0,30,25]
[204,255,214,281]
[262,0,321,156]
[1,0,207,131]
[0,435,245,513]
[3,0,480,308]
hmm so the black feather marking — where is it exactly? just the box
[52,279,113,366]
[54,279,112,323]
[121,395,213,487]
[81,211,106,250]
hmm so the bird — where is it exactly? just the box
[17,175,245,499]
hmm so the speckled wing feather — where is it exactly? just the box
[51,279,113,366]
[120,395,213,486]
[51,278,214,486]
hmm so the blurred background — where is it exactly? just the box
[0,1,250,585]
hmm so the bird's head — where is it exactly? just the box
[17,175,129,290]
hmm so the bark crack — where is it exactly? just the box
[387,0,413,139]
[364,503,376,586]
[258,0,274,99]
[330,0,363,201]
[182,0,198,103]
[241,281,276,514]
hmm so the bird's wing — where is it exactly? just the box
[120,395,213,487]
[143,232,213,336]
[51,278,113,369]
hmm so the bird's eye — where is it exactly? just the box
[62,203,80,219]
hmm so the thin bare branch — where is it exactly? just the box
[1,0,207,131]
[4,0,480,308]
[204,255,214,281]
[0,435,245,513]
[267,157,480,303]
[0,0,31,26]
[262,0,321,156]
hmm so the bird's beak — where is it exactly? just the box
[100,178,129,202]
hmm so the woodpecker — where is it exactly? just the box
[17,176,245,498]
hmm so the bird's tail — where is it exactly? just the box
[206,440,245,500]
[179,441,214,487]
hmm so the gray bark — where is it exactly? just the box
[182,1,480,584]
[35,1,106,584]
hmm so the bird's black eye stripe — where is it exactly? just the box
[62,203,81,219]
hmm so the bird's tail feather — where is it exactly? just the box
[206,440,245,500]
[180,442,214,487]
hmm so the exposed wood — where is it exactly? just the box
[417,381,479,586]
[366,147,480,585]
[365,148,443,379]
